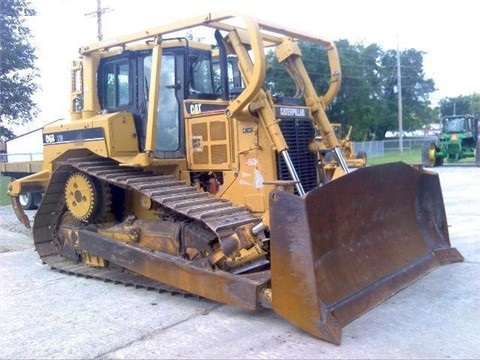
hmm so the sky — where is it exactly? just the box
[23,0,479,131]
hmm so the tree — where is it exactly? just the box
[330,40,386,141]
[265,40,437,140]
[439,93,480,116]
[376,48,436,139]
[0,0,39,141]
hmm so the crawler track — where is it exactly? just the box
[32,156,260,293]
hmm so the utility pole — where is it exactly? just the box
[85,0,112,41]
[396,40,403,154]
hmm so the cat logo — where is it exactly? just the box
[190,103,202,115]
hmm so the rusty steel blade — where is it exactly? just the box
[269,162,464,344]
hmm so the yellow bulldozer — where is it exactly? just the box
[7,12,463,344]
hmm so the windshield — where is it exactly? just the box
[443,117,466,133]
[189,53,214,95]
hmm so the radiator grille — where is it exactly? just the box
[277,118,318,193]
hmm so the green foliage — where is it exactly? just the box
[471,93,480,115]
[0,0,39,140]
[0,176,10,206]
[376,48,436,138]
[333,41,388,141]
[266,39,438,140]
[439,93,480,116]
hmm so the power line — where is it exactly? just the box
[84,0,112,41]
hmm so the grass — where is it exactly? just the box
[368,149,422,166]
[0,176,10,206]
[367,148,477,166]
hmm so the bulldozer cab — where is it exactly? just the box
[96,42,220,158]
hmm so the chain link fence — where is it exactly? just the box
[354,136,437,158]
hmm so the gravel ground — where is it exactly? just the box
[0,208,36,253]
[0,164,479,359]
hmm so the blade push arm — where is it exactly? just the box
[275,38,342,149]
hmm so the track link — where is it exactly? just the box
[32,156,261,294]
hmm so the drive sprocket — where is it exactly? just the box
[64,171,109,222]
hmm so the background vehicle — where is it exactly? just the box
[422,114,480,167]
[0,126,45,209]
[6,12,463,344]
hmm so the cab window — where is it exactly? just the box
[103,59,130,108]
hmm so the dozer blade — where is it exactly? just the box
[269,162,464,345]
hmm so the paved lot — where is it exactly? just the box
[1,165,479,359]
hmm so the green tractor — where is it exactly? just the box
[422,114,480,167]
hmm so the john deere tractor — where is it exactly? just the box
[422,114,480,167]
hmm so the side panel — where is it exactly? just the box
[184,100,280,214]
[185,104,232,171]
[42,113,139,167]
